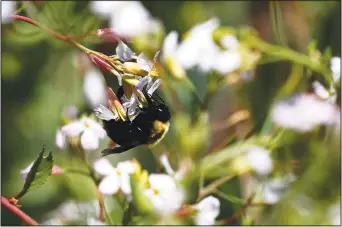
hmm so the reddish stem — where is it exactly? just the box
[1,196,39,226]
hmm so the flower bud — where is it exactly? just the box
[89,54,114,72]
[96,28,122,42]
[123,62,149,76]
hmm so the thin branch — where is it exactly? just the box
[1,196,39,226]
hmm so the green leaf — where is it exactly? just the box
[130,172,154,215]
[15,146,53,199]
[103,195,125,225]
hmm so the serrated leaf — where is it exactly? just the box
[15,146,53,199]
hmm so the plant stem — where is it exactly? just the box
[1,196,39,226]
[197,175,235,202]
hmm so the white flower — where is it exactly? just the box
[159,154,186,181]
[144,174,185,215]
[61,117,106,151]
[192,196,220,225]
[328,203,341,225]
[163,19,241,75]
[116,41,135,62]
[262,174,296,204]
[175,18,220,72]
[90,1,158,37]
[247,146,273,176]
[330,57,340,82]
[94,158,136,195]
[2,1,15,24]
[271,94,340,132]
[312,81,337,103]
[83,68,107,109]
[56,129,66,149]
[42,200,100,225]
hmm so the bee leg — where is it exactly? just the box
[101,141,141,156]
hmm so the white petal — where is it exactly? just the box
[137,53,151,72]
[117,160,136,174]
[213,50,241,74]
[94,105,117,121]
[93,158,117,176]
[220,35,240,50]
[89,1,123,18]
[330,57,340,82]
[116,41,134,61]
[119,174,132,195]
[83,69,107,109]
[55,129,66,149]
[271,94,340,132]
[109,2,152,37]
[193,196,220,225]
[163,31,179,56]
[262,174,296,204]
[61,121,84,137]
[136,75,152,91]
[247,146,273,176]
[84,118,107,139]
[312,81,330,99]
[2,1,15,24]
[148,174,176,191]
[159,154,175,175]
[81,129,99,151]
[329,203,341,225]
[98,175,120,195]
[147,79,161,96]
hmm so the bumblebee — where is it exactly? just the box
[100,85,171,156]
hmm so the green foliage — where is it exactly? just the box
[16,147,53,199]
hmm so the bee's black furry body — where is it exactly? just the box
[101,86,170,156]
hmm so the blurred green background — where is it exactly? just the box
[1,1,340,225]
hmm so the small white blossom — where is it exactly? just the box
[90,1,158,37]
[192,196,220,225]
[144,174,185,215]
[61,117,106,151]
[94,158,136,195]
[163,19,241,75]
[159,154,186,181]
[2,1,15,24]
[42,200,100,225]
[271,94,340,132]
[247,146,273,176]
[136,75,161,97]
[262,174,296,204]
[56,129,66,149]
[330,57,340,82]
[83,68,107,109]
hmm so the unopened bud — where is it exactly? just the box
[96,28,122,42]
[123,62,149,76]
[89,55,114,72]
[52,165,63,176]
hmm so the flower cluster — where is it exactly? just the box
[162,18,253,78]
